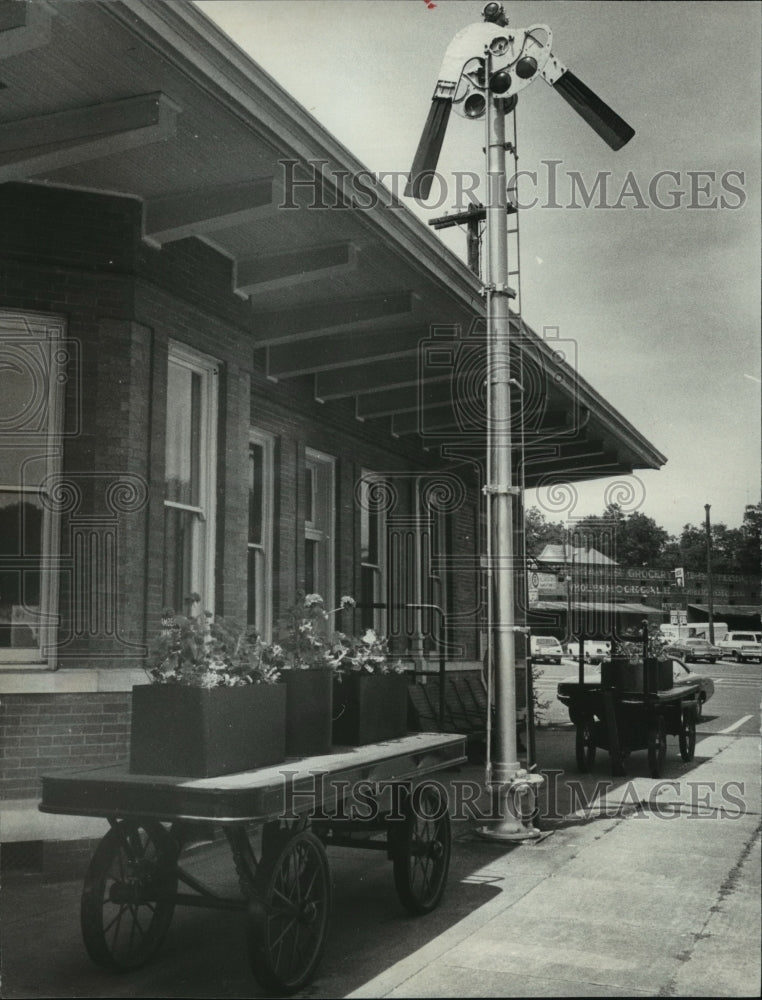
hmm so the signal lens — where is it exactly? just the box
[464,93,487,118]
[516,56,538,79]
[489,70,512,94]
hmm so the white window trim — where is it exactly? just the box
[0,311,65,669]
[248,428,274,640]
[360,469,387,632]
[165,341,218,614]
[305,448,335,609]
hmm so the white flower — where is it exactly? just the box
[304,593,324,607]
[362,629,377,645]
[340,596,356,608]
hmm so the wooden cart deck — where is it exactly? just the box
[40,732,467,823]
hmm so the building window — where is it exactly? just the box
[360,472,387,632]
[163,343,218,614]
[248,430,274,639]
[425,504,450,651]
[304,449,335,605]
[0,312,65,664]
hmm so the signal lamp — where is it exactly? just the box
[464,93,487,118]
[515,56,538,79]
[489,70,512,94]
[482,3,508,26]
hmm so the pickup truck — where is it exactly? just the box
[716,631,762,663]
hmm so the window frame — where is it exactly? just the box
[0,311,65,668]
[163,341,218,615]
[359,470,387,633]
[426,500,450,652]
[247,428,275,640]
[304,448,336,608]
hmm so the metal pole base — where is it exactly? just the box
[477,771,544,842]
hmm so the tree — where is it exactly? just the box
[571,504,668,566]
[672,508,761,575]
[523,500,761,576]
[737,503,762,575]
[524,506,566,558]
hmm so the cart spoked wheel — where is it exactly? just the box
[647,717,667,778]
[247,830,331,995]
[575,719,596,773]
[679,712,697,763]
[80,819,177,970]
[392,784,452,915]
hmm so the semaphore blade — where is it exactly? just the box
[553,69,635,150]
[405,97,453,199]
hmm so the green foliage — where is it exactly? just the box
[146,592,404,686]
[266,592,404,677]
[524,506,567,557]
[612,623,669,662]
[146,596,280,687]
[274,592,352,670]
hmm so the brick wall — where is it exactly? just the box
[0,693,130,800]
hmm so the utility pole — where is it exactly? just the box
[704,504,715,644]
[428,202,516,278]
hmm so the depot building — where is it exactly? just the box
[0,0,666,872]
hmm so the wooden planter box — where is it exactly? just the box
[282,668,334,757]
[332,672,408,746]
[602,657,673,693]
[129,683,286,778]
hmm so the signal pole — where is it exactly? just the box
[478,73,542,842]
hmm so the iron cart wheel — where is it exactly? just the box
[679,711,697,762]
[80,819,178,970]
[647,716,667,778]
[391,783,452,915]
[575,719,597,773]
[247,830,331,995]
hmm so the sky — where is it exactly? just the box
[195,0,761,537]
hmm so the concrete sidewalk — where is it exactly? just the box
[347,731,762,998]
[1,728,760,998]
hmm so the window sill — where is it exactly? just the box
[0,669,150,695]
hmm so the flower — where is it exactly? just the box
[147,591,403,683]
[144,599,281,687]
[266,591,402,676]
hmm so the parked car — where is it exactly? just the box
[670,657,715,717]
[563,639,611,664]
[530,635,564,664]
[716,631,762,663]
[556,656,714,717]
[662,637,721,663]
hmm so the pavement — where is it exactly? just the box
[1,725,760,999]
